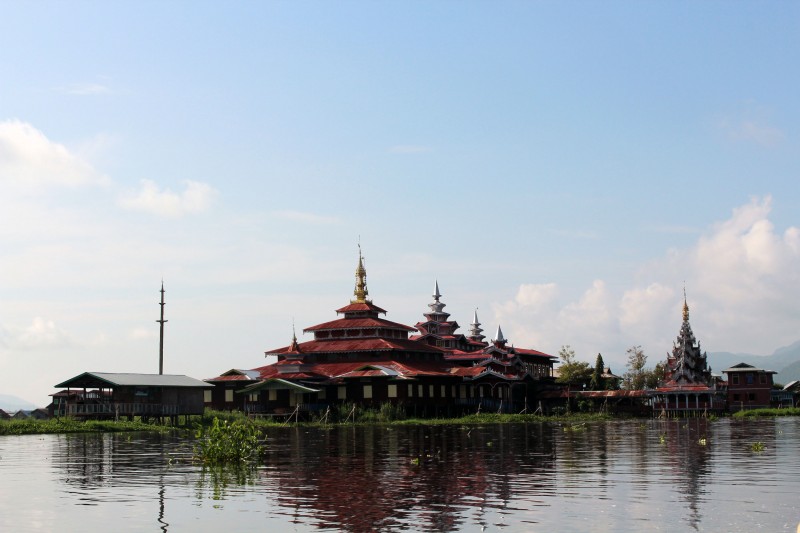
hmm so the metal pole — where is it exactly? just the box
[157,281,168,375]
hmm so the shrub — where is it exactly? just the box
[193,417,265,465]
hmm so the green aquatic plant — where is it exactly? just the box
[193,417,265,466]
[659,434,666,445]
[698,437,707,446]
[749,441,766,453]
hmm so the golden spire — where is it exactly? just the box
[352,245,369,303]
[682,285,689,322]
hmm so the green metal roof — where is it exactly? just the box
[55,372,213,389]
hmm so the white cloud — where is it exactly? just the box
[56,82,111,95]
[119,179,218,217]
[2,317,74,350]
[0,119,107,189]
[718,104,785,147]
[491,196,800,367]
[271,210,342,225]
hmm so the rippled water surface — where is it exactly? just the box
[1,418,799,532]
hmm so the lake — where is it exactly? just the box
[1,418,798,532]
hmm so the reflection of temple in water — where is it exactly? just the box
[659,418,712,529]
[257,424,556,532]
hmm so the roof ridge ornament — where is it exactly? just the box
[683,284,689,322]
[351,244,370,304]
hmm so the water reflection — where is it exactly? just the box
[1,419,798,532]
[258,424,558,531]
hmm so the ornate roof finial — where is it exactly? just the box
[433,280,441,301]
[468,308,485,341]
[494,324,506,343]
[289,318,300,352]
[683,284,689,322]
[352,244,369,303]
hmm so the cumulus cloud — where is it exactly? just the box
[119,179,218,217]
[0,119,107,189]
[2,318,74,350]
[491,196,800,366]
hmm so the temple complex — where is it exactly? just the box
[651,293,725,416]
[205,250,557,416]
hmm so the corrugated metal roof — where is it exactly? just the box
[55,372,212,389]
[266,337,444,356]
[239,378,320,394]
[304,317,416,332]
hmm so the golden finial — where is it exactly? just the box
[352,244,369,303]
[682,284,689,322]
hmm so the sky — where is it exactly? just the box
[1,2,799,406]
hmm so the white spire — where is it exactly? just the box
[468,308,485,341]
[494,324,505,343]
[427,280,446,314]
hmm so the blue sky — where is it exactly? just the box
[1,2,799,404]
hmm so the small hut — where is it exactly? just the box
[54,372,211,421]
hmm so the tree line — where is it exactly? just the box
[555,345,667,390]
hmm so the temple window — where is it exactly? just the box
[417,384,423,397]
[441,385,446,397]
[203,390,212,403]
[338,386,346,400]
[363,385,373,399]
[318,388,326,400]
[388,384,397,398]
[225,389,234,403]
[269,389,277,401]
[746,374,754,385]
[429,385,434,397]
[408,384,414,397]
[732,375,740,385]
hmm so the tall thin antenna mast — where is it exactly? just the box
[157,281,168,375]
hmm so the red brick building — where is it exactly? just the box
[723,362,776,411]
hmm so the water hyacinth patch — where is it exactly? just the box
[193,417,265,466]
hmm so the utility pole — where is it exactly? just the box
[157,281,168,375]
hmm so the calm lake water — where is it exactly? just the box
[1,418,799,532]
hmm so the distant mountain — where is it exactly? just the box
[708,340,800,384]
[776,360,800,385]
[0,394,38,412]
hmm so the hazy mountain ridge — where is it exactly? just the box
[708,340,800,385]
[0,394,38,412]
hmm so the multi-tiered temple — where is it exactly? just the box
[651,294,725,416]
[205,251,557,416]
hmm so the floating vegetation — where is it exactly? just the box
[563,423,587,433]
[733,407,800,418]
[193,417,265,466]
[0,418,171,436]
[698,437,707,446]
[659,434,666,445]
[749,441,766,453]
